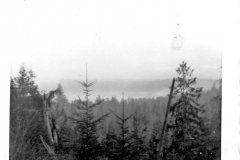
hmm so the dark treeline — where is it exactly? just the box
[10,62,221,160]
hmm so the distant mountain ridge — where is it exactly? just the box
[38,78,219,101]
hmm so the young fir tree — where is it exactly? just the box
[104,93,135,160]
[70,65,109,160]
[129,112,148,160]
[146,127,160,160]
[162,61,214,160]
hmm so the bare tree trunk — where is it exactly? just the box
[157,78,175,160]
[42,99,54,145]
[41,93,59,155]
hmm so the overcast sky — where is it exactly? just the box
[9,0,222,85]
[2,1,240,157]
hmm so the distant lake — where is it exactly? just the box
[38,78,218,102]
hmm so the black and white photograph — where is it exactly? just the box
[2,0,240,159]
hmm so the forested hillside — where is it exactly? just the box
[39,78,219,101]
[10,62,221,160]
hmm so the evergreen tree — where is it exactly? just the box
[70,66,109,160]
[10,65,42,133]
[129,112,148,160]
[104,93,135,160]
[12,65,42,108]
[56,83,70,111]
[163,61,214,160]
[10,66,48,160]
[14,65,39,97]
[145,128,160,160]
[57,83,68,102]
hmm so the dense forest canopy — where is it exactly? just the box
[10,62,221,160]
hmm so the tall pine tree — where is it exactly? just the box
[163,61,214,160]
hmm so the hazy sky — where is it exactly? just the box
[9,0,222,85]
[2,0,240,157]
